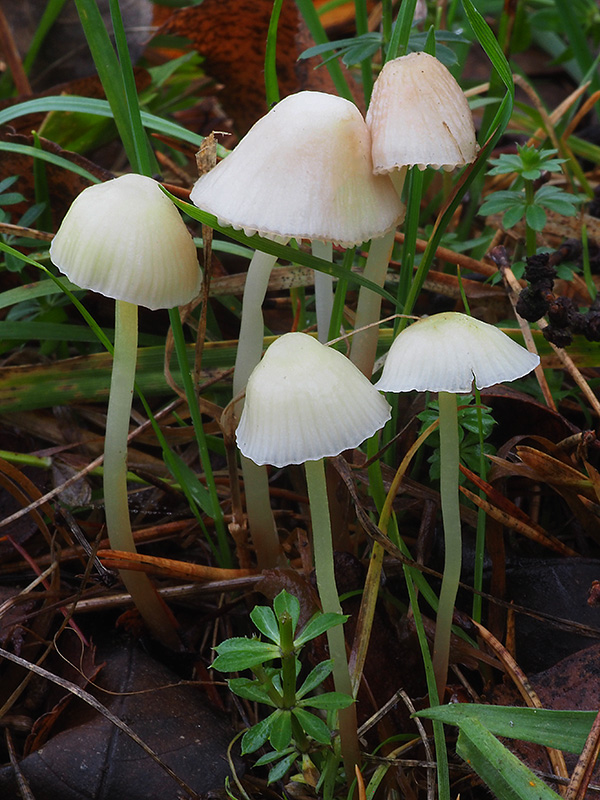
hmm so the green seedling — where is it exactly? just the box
[212,589,354,787]
[479,145,584,255]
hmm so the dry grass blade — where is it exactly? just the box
[459,463,578,556]
[96,549,257,581]
[469,619,570,793]
[564,708,600,800]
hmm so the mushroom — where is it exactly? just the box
[375,312,539,699]
[50,174,202,647]
[237,332,391,773]
[351,52,479,378]
[191,90,402,566]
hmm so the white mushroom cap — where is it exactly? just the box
[236,332,392,467]
[375,312,540,393]
[50,174,202,311]
[190,91,405,247]
[366,52,479,173]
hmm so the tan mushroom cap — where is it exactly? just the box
[375,312,540,393]
[50,174,202,311]
[366,52,479,173]
[236,332,392,468]
[190,91,405,247]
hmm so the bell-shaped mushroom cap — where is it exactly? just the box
[50,174,202,311]
[366,52,479,173]
[237,332,392,467]
[375,312,540,394]
[190,91,404,247]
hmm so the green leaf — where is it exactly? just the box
[227,677,277,706]
[292,707,333,745]
[502,204,526,228]
[298,691,354,711]
[250,605,280,644]
[267,752,298,784]
[416,703,597,753]
[254,747,295,767]
[241,715,273,754]
[273,590,300,632]
[212,638,280,671]
[479,190,523,216]
[296,660,334,699]
[294,611,348,647]
[270,709,293,751]
[525,204,547,231]
[456,717,561,799]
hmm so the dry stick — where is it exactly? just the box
[0,646,200,799]
[490,250,557,410]
[470,618,570,794]
[565,708,600,800]
[0,8,31,95]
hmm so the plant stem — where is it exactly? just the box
[350,228,396,377]
[304,458,360,780]
[103,300,179,648]
[432,390,461,701]
[312,240,334,344]
[232,249,281,568]
[524,180,537,257]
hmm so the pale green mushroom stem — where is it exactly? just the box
[232,249,282,568]
[431,390,462,701]
[103,300,180,648]
[312,240,334,343]
[304,458,361,777]
[349,228,396,377]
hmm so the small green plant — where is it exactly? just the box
[212,590,354,786]
[417,394,496,483]
[479,145,584,255]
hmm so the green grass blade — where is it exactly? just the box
[386,0,417,61]
[167,193,399,307]
[0,142,101,183]
[294,0,354,102]
[73,0,136,167]
[108,0,154,175]
[0,97,229,156]
[417,704,597,754]
[454,717,562,799]
[265,0,284,107]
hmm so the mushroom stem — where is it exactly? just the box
[232,250,279,405]
[304,457,361,779]
[232,249,282,568]
[431,390,462,701]
[350,228,396,377]
[312,240,334,343]
[104,299,180,648]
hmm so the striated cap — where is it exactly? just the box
[366,52,479,173]
[50,174,202,311]
[375,312,540,393]
[237,332,392,467]
[191,90,405,247]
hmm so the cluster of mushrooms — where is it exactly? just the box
[50,53,541,767]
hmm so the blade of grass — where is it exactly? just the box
[265,0,284,107]
[108,0,154,175]
[0,97,228,156]
[73,0,137,168]
[294,0,354,102]
[386,0,417,61]
[169,193,400,306]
